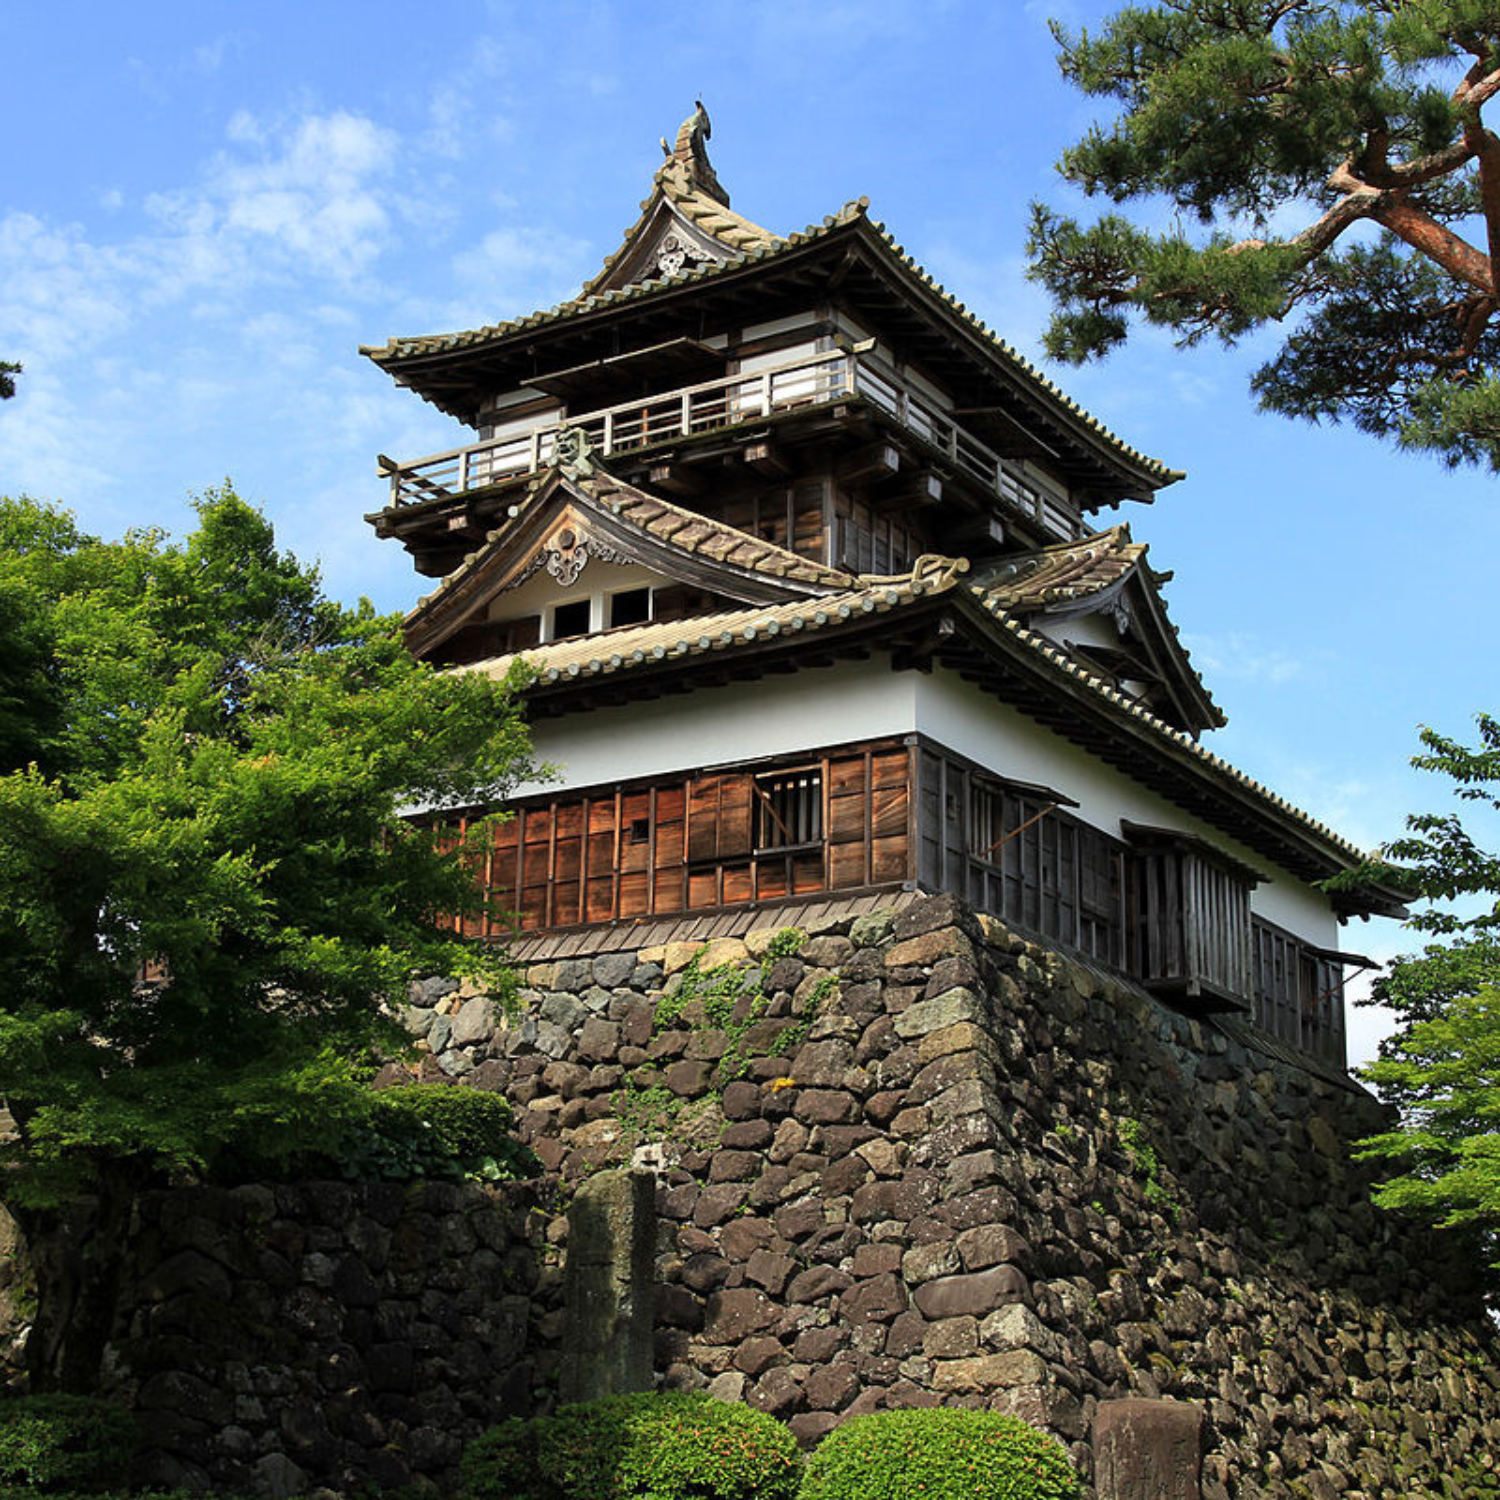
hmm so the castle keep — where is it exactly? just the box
[364,105,1400,1074]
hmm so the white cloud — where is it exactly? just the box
[1181,631,1323,686]
[445,225,595,325]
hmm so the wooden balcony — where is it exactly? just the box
[377,348,1079,540]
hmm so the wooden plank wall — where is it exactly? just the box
[916,744,1123,968]
[1127,849,1253,1002]
[1252,918,1345,1067]
[467,741,912,933]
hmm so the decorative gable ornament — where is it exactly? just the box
[654,230,708,279]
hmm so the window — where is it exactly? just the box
[548,599,591,640]
[608,587,653,629]
[754,768,822,850]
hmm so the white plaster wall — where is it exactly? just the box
[511,655,1341,948]
[488,561,669,628]
[1032,610,1119,651]
[515,658,916,796]
[912,667,1339,944]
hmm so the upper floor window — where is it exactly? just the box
[542,585,657,642]
[754,768,822,850]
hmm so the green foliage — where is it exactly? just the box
[0,362,18,401]
[294,1085,539,1184]
[1356,987,1500,1240]
[614,1077,687,1144]
[461,1392,800,1500]
[798,1408,1082,1500]
[0,491,539,1208]
[1324,716,1500,1265]
[460,1416,554,1500]
[0,1396,136,1493]
[1116,1116,1178,1220]
[1031,2,1500,467]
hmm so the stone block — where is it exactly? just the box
[931,1350,1049,1391]
[560,1169,657,1403]
[957,1223,1030,1271]
[980,1303,1060,1358]
[792,1039,855,1087]
[450,995,496,1046]
[893,988,985,1039]
[794,1088,856,1125]
[914,1265,1028,1320]
[705,1286,778,1342]
[923,1316,979,1359]
[840,1272,909,1324]
[592,952,636,989]
[1093,1398,1204,1500]
[849,912,894,947]
[885,928,976,970]
[787,1265,853,1303]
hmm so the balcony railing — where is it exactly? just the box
[380,348,1077,538]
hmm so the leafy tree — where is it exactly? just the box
[1333,716,1500,1255]
[0,361,18,400]
[0,488,537,1390]
[1030,2,1500,467]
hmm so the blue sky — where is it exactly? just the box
[4,1,1495,1063]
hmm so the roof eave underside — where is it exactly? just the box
[362,217,1177,505]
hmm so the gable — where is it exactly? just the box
[403,464,851,661]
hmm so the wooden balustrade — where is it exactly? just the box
[379,349,1071,538]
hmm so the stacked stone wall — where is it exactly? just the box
[96,1180,548,1496]
[402,894,1500,1500]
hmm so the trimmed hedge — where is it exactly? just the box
[0,1396,138,1494]
[798,1409,1082,1500]
[461,1392,801,1500]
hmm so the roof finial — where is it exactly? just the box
[661,100,729,207]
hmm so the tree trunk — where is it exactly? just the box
[10,1176,137,1394]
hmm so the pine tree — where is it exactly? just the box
[1031,2,1500,467]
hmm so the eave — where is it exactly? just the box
[461,573,1399,916]
[362,211,1179,508]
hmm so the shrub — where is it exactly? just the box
[798,1409,1082,1500]
[326,1085,539,1183]
[461,1392,801,1500]
[0,1395,138,1493]
[459,1415,558,1500]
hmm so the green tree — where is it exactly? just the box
[0,362,18,400]
[0,489,537,1390]
[1030,3,1500,467]
[1334,716,1500,1255]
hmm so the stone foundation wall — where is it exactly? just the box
[401,894,1500,1500]
[97,1180,548,1496]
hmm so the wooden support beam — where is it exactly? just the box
[743,440,790,478]
[649,462,703,498]
[837,441,900,486]
[912,471,944,507]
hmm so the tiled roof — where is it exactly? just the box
[975,525,1223,728]
[361,200,1176,486]
[975,525,1144,610]
[463,551,1368,870]
[405,465,851,629]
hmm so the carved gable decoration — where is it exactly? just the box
[402,467,848,662]
[590,203,734,296]
[532,514,623,590]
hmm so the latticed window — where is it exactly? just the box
[754,768,822,850]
